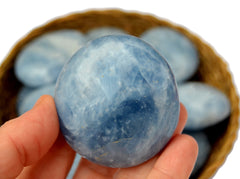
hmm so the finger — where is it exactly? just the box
[0,95,59,179]
[113,104,188,179]
[18,134,75,179]
[147,134,198,179]
[173,103,188,135]
[73,158,118,179]
[113,157,156,179]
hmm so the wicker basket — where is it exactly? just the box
[0,9,239,178]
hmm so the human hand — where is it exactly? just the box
[0,95,198,179]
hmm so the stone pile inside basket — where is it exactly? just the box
[14,26,231,178]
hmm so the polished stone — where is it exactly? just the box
[16,86,34,110]
[14,29,87,87]
[179,82,231,130]
[86,27,127,41]
[17,84,55,115]
[55,35,180,168]
[141,27,199,82]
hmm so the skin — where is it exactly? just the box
[0,95,198,179]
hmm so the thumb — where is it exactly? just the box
[0,95,59,179]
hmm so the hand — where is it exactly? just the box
[0,95,198,179]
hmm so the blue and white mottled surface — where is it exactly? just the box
[17,84,55,115]
[66,154,81,179]
[184,130,211,176]
[16,86,34,110]
[140,27,199,82]
[86,27,127,41]
[14,29,87,87]
[179,82,231,130]
[55,35,180,168]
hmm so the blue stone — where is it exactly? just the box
[16,86,34,109]
[184,130,211,176]
[55,35,180,168]
[14,30,87,87]
[179,82,231,130]
[86,27,127,41]
[17,84,55,115]
[140,27,199,82]
[66,154,81,179]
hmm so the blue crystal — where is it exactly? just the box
[179,82,231,130]
[16,86,34,110]
[86,27,127,41]
[55,35,180,168]
[14,30,87,87]
[141,27,199,82]
[17,84,55,115]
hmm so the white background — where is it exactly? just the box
[0,1,239,178]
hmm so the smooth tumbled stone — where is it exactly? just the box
[184,130,211,176]
[179,82,231,130]
[17,84,55,115]
[66,154,81,179]
[86,27,127,41]
[14,29,87,87]
[16,86,34,109]
[55,35,180,168]
[141,27,199,82]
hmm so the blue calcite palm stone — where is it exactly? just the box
[55,35,180,168]
[86,27,127,41]
[141,27,199,82]
[14,29,87,87]
[179,82,231,130]
[17,84,55,115]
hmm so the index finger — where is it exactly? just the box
[0,95,59,179]
[173,103,188,135]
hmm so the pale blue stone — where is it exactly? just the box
[86,27,127,41]
[66,154,81,179]
[184,130,211,176]
[17,84,55,115]
[14,29,87,87]
[55,35,180,168]
[16,86,34,109]
[140,27,199,82]
[179,82,231,130]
